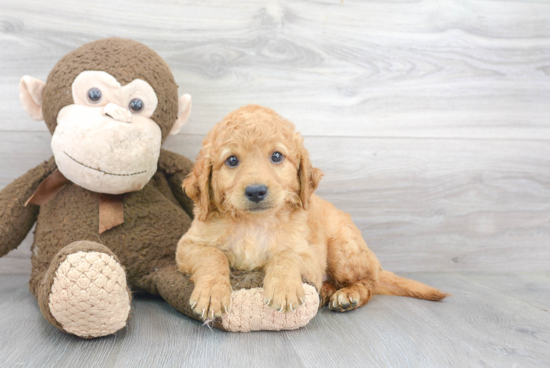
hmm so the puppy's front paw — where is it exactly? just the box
[190,280,232,320]
[263,275,305,313]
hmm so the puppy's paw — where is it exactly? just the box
[329,287,360,312]
[320,281,337,308]
[263,274,305,313]
[190,280,232,320]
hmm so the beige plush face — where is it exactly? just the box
[50,71,162,194]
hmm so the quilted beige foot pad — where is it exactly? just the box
[219,284,319,332]
[48,251,131,338]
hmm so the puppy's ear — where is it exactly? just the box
[183,154,213,221]
[298,146,323,209]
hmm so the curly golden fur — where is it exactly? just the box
[176,105,447,319]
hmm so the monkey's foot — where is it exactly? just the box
[48,250,131,338]
[220,283,319,332]
[150,267,319,332]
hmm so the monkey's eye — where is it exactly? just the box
[87,88,102,104]
[226,156,239,168]
[129,98,144,113]
[271,151,284,164]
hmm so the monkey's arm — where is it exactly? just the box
[0,157,57,257]
[158,149,195,218]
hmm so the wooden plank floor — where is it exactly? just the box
[0,273,548,367]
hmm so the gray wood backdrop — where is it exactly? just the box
[0,0,549,274]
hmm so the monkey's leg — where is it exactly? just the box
[140,265,319,332]
[34,241,131,338]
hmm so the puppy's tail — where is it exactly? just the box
[375,270,449,301]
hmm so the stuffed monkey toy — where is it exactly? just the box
[0,38,318,338]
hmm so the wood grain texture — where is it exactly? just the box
[0,273,548,367]
[1,0,550,139]
[1,133,548,273]
[1,0,550,273]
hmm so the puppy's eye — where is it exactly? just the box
[271,151,284,164]
[226,156,239,167]
[87,88,102,104]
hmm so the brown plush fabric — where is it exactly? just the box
[28,150,193,298]
[157,149,195,218]
[42,38,179,141]
[0,157,56,257]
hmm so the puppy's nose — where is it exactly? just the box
[245,185,268,203]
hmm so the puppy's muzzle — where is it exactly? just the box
[245,185,268,203]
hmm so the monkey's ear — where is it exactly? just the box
[19,76,46,121]
[169,94,192,136]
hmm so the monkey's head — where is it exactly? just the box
[19,38,191,194]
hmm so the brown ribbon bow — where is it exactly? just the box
[25,169,125,234]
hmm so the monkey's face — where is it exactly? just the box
[51,71,162,194]
[19,38,193,195]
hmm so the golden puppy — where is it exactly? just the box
[176,105,447,319]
